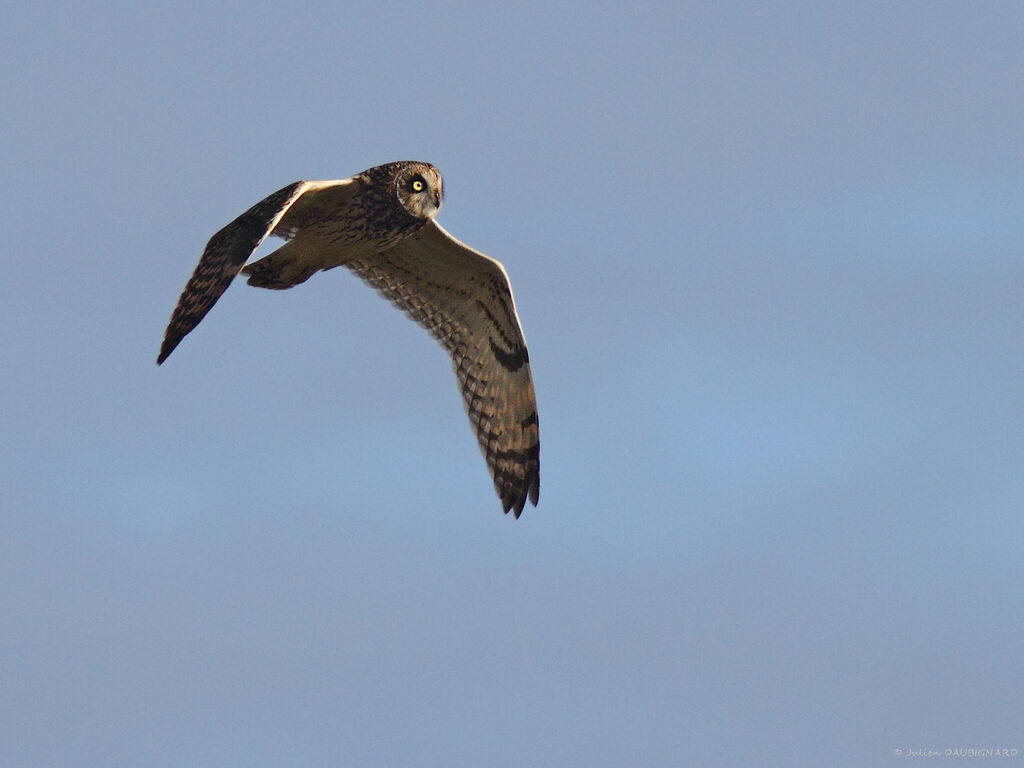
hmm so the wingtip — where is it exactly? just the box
[156,343,172,366]
[157,334,182,366]
[504,483,539,519]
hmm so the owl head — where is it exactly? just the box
[393,161,443,220]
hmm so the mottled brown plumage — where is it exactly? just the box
[158,161,540,516]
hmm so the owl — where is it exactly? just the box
[158,161,540,517]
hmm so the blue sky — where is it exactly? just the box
[2,2,1022,766]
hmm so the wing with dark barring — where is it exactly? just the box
[346,220,540,516]
[157,181,310,364]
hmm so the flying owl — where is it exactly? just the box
[158,161,539,517]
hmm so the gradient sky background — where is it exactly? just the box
[3,2,1022,766]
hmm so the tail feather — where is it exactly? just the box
[242,241,319,289]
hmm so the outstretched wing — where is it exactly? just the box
[346,220,540,516]
[157,179,355,364]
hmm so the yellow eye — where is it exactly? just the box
[411,178,424,192]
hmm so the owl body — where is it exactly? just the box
[246,162,443,287]
[158,161,540,516]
